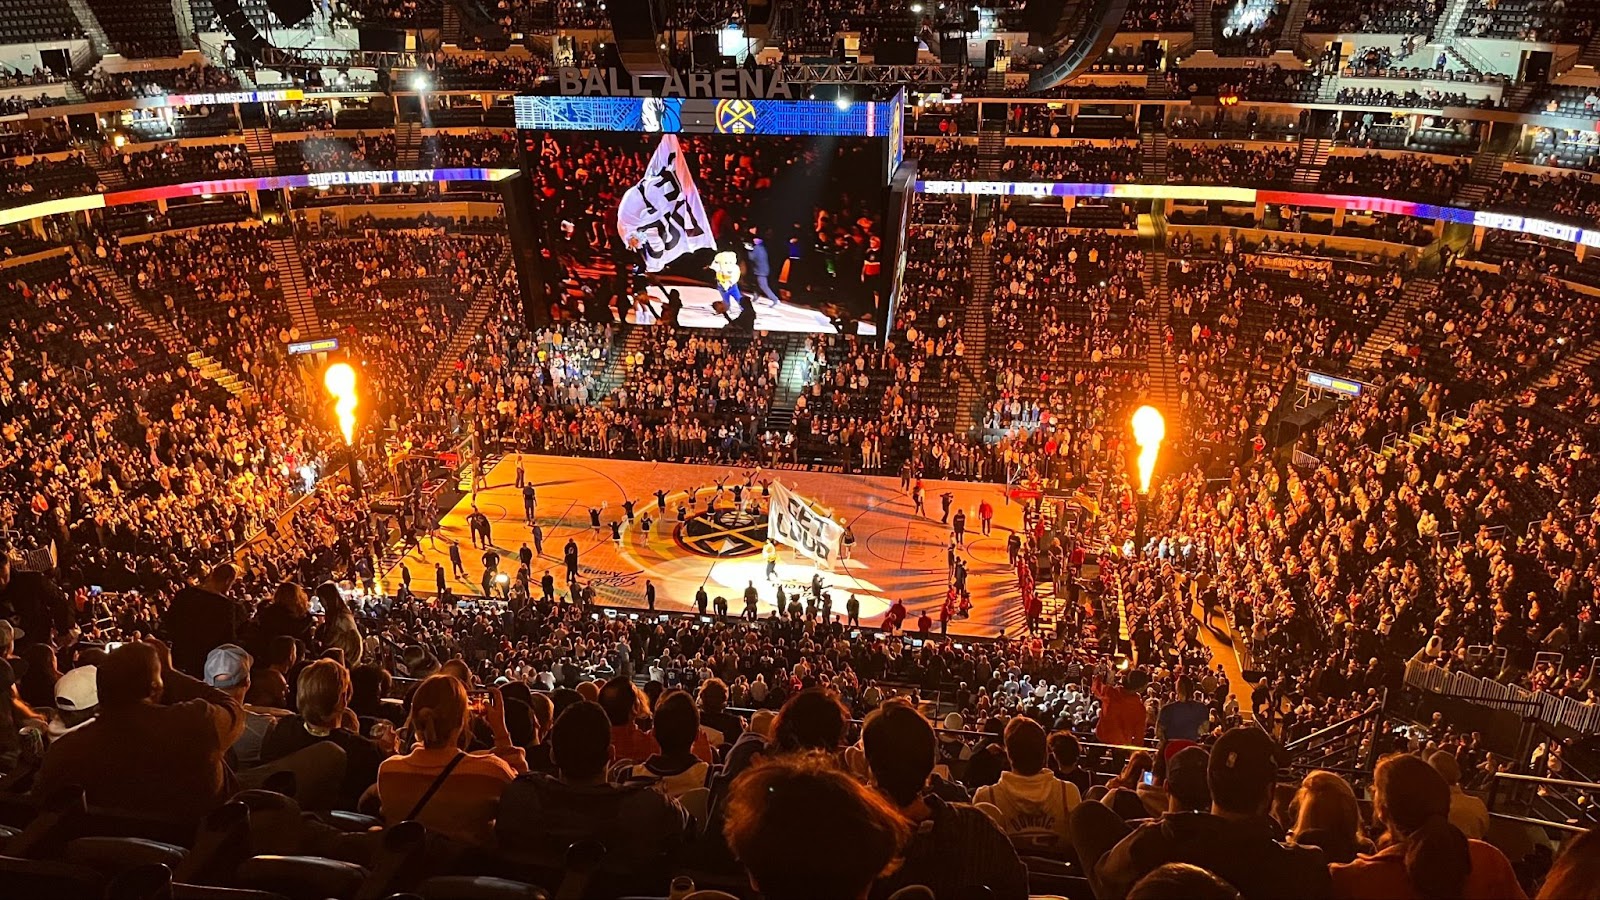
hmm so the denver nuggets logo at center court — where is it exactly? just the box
[715,99,757,134]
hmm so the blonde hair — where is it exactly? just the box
[296,659,351,728]
[1291,770,1365,846]
[407,674,468,749]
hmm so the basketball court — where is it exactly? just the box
[379,454,1030,637]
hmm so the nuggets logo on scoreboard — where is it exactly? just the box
[715,99,758,134]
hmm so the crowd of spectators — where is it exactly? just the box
[1167,143,1298,186]
[1318,152,1469,203]
[1304,0,1442,33]
[1000,143,1141,182]
[1334,85,1494,109]
[1213,0,1287,55]
[1484,170,1600,224]
[1121,0,1195,30]
[10,64,1600,900]
[421,129,519,168]
[78,64,241,102]
[112,142,253,187]
[1169,64,1321,103]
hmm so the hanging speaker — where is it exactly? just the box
[268,0,315,26]
[213,0,265,56]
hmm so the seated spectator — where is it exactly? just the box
[34,641,244,822]
[259,658,392,809]
[1330,753,1525,899]
[203,644,287,769]
[723,752,909,900]
[378,676,525,845]
[973,716,1081,858]
[1051,730,1093,795]
[600,674,659,763]
[1288,770,1372,865]
[863,700,1029,900]
[1094,726,1333,900]
[615,689,708,800]
[1130,863,1244,900]
[697,677,744,746]
[246,635,298,709]
[496,701,688,878]
[0,658,47,774]
[48,665,99,740]
[1429,750,1489,841]
[1538,827,1600,899]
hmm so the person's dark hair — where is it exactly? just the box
[862,700,935,807]
[349,664,390,713]
[263,635,297,668]
[550,700,612,781]
[1004,716,1048,775]
[97,643,162,709]
[1049,730,1081,769]
[315,582,348,619]
[699,677,729,713]
[1539,826,1600,900]
[1374,753,1471,900]
[598,675,643,727]
[549,687,582,721]
[1128,863,1242,900]
[652,690,699,756]
[772,688,849,753]
[723,752,908,900]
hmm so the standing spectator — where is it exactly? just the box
[164,563,243,677]
[615,690,708,800]
[315,582,363,665]
[600,676,659,763]
[250,582,316,654]
[1429,751,1489,841]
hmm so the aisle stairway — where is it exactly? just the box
[85,147,126,191]
[1455,146,1510,207]
[1140,130,1168,183]
[957,198,998,437]
[764,335,812,435]
[84,259,251,397]
[1277,0,1313,51]
[1191,0,1214,52]
[64,0,112,56]
[1349,277,1436,372]
[243,127,276,176]
[395,119,424,169]
[1143,242,1181,411]
[1291,137,1333,188]
[266,237,321,338]
[424,247,512,391]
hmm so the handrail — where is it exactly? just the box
[1284,700,1381,752]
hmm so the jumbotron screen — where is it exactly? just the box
[516,94,905,335]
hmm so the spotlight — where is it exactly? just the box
[836,94,852,110]
[410,70,431,92]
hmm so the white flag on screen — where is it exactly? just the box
[617,134,716,272]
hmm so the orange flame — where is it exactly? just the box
[323,363,358,446]
[1131,405,1164,493]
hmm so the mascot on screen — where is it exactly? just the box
[710,250,754,330]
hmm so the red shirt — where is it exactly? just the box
[609,724,660,765]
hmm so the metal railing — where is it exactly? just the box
[1405,656,1600,735]
[1487,771,1600,834]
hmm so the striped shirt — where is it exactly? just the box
[378,743,527,846]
